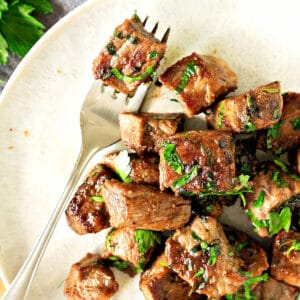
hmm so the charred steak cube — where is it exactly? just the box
[245,163,300,237]
[223,225,269,277]
[64,253,119,300]
[101,179,191,231]
[159,130,236,195]
[159,52,237,117]
[164,216,245,298]
[271,229,300,288]
[101,151,159,185]
[207,81,283,133]
[252,275,299,300]
[140,254,204,300]
[93,14,166,95]
[65,164,113,235]
[258,92,300,152]
[102,227,161,272]
[119,112,185,154]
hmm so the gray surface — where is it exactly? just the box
[0,0,87,93]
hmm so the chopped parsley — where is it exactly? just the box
[266,121,282,149]
[272,109,280,120]
[172,165,198,189]
[149,51,158,59]
[262,88,279,93]
[114,150,132,183]
[162,142,184,174]
[111,65,156,83]
[89,195,105,202]
[252,190,265,209]
[170,98,179,102]
[106,43,116,55]
[290,117,300,130]
[134,229,161,255]
[285,239,300,256]
[194,267,205,278]
[271,170,287,188]
[243,120,256,133]
[108,256,131,270]
[176,61,198,93]
[274,158,300,182]
[217,102,225,129]
[207,243,220,266]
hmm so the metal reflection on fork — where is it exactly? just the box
[2,18,170,299]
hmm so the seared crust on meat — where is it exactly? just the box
[223,225,269,277]
[101,152,159,185]
[258,92,300,152]
[271,230,300,288]
[93,15,166,95]
[252,275,299,300]
[159,52,237,117]
[119,112,185,154]
[245,164,300,237]
[64,253,119,300]
[140,254,204,300]
[65,164,113,235]
[159,130,236,195]
[164,216,245,298]
[207,81,283,133]
[101,179,191,230]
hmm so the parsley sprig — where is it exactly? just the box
[0,0,53,65]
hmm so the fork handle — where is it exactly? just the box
[2,147,97,300]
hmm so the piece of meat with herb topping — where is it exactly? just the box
[93,14,166,95]
[164,216,245,298]
[159,52,237,117]
[64,253,119,300]
[252,275,299,300]
[223,225,269,277]
[159,130,238,196]
[207,81,283,133]
[65,164,113,235]
[101,179,191,231]
[258,91,300,153]
[119,112,185,155]
[245,163,300,237]
[100,151,159,185]
[101,227,161,273]
[271,229,300,288]
[140,253,204,300]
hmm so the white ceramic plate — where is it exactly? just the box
[0,0,300,298]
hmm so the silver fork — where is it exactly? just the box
[2,20,170,299]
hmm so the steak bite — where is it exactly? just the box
[65,164,113,235]
[164,216,245,298]
[64,253,119,300]
[258,92,300,152]
[100,151,159,185]
[252,275,299,300]
[93,14,166,95]
[159,52,237,117]
[223,225,269,277]
[207,81,283,133]
[159,130,236,195]
[119,112,185,155]
[245,163,300,237]
[101,179,191,231]
[101,227,161,272]
[140,254,204,300]
[271,229,300,288]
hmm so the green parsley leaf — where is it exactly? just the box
[191,231,201,242]
[89,195,105,202]
[0,0,52,61]
[271,170,287,188]
[217,102,225,129]
[160,261,169,267]
[268,207,291,236]
[252,190,265,209]
[111,65,156,83]
[172,165,198,189]
[286,239,300,256]
[134,229,161,255]
[290,117,300,130]
[163,142,184,174]
[266,121,282,149]
[245,209,268,231]
[262,88,279,93]
[274,158,300,182]
[194,267,205,278]
[176,61,198,93]
[106,43,116,55]
[114,150,132,183]
[243,120,256,133]
[149,51,158,59]
[207,244,220,266]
